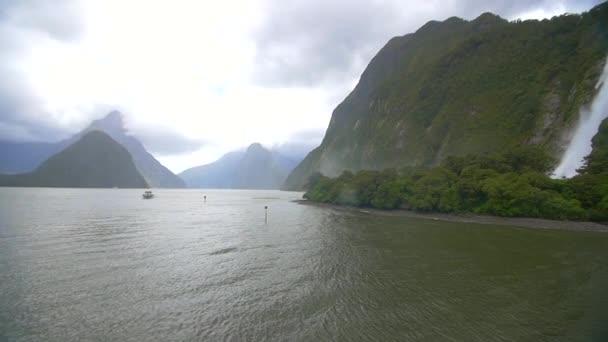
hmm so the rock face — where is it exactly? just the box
[284,3,608,190]
[0,131,148,188]
[179,143,298,189]
[0,111,185,188]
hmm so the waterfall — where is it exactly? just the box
[552,59,608,178]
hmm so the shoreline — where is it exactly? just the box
[294,200,608,233]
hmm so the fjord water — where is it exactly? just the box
[1,189,607,341]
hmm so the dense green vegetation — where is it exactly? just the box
[579,119,608,175]
[285,2,608,190]
[304,145,608,222]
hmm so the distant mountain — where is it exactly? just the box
[0,111,185,188]
[78,112,185,188]
[179,143,298,189]
[178,151,244,188]
[0,131,148,188]
[0,141,67,174]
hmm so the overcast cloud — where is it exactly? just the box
[0,0,602,172]
[136,127,207,156]
[252,0,602,87]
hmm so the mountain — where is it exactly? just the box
[0,111,185,188]
[0,141,67,174]
[178,151,245,188]
[0,131,148,188]
[179,143,298,189]
[78,112,185,188]
[284,3,608,190]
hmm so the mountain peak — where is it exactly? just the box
[179,142,300,189]
[475,12,501,20]
[90,110,125,132]
[246,142,266,153]
[102,110,124,125]
[104,110,123,121]
[473,12,506,24]
[0,129,148,188]
[470,12,507,32]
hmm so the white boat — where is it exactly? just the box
[142,190,154,199]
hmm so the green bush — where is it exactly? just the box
[303,146,606,222]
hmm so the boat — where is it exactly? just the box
[142,190,154,199]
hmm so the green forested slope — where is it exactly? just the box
[285,2,608,190]
[580,119,608,174]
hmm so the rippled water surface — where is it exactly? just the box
[1,188,608,341]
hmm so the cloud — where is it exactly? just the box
[456,0,602,19]
[0,0,603,172]
[0,52,79,142]
[271,128,325,160]
[136,128,207,156]
[0,0,83,41]
[284,128,326,145]
[251,0,404,87]
[0,0,85,142]
[251,0,603,88]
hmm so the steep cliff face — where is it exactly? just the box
[285,3,608,190]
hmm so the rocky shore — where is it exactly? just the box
[294,200,608,233]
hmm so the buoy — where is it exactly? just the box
[265,206,268,224]
[203,195,207,203]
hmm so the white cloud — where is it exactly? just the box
[5,0,337,170]
[0,0,602,172]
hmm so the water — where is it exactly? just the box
[1,188,607,341]
[553,58,608,178]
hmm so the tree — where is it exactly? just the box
[408,168,457,211]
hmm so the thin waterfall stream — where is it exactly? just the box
[553,59,608,178]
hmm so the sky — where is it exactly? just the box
[0,0,603,173]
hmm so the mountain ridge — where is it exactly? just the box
[0,130,148,188]
[284,2,608,190]
[0,111,185,188]
[78,111,185,188]
[179,143,298,189]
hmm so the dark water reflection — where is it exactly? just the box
[0,188,607,341]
